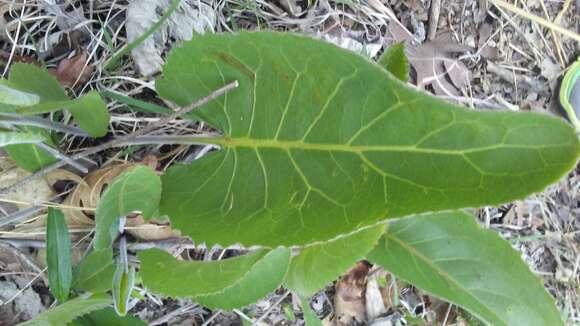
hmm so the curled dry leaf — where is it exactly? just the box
[334,261,371,325]
[366,268,406,323]
[64,164,135,226]
[477,22,499,60]
[125,214,179,241]
[365,269,387,322]
[48,50,93,88]
[63,162,178,241]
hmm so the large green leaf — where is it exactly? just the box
[158,32,580,248]
[73,249,115,293]
[19,293,111,326]
[286,226,384,297]
[94,166,161,250]
[367,211,563,326]
[139,247,291,309]
[46,208,73,303]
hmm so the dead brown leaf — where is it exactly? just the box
[477,22,499,60]
[50,30,87,58]
[48,50,93,88]
[365,269,387,321]
[334,261,371,325]
[407,33,473,96]
[0,162,82,215]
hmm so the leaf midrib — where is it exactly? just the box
[190,136,572,155]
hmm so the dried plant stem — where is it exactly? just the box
[115,134,221,146]
[0,80,239,200]
[427,0,441,40]
[491,0,580,42]
[0,113,90,136]
[36,142,88,173]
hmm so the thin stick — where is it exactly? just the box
[427,0,441,40]
[0,80,238,198]
[114,134,221,146]
[36,142,88,173]
[0,113,90,136]
[130,80,237,137]
[490,0,580,42]
[254,290,291,324]
[0,205,46,228]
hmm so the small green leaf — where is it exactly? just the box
[377,43,408,81]
[73,249,116,293]
[286,226,384,297]
[6,64,72,114]
[195,247,291,309]
[16,100,76,115]
[112,261,135,316]
[0,80,40,106]
[72,307,146,326]
[19,293,111,326]
[94,166,161,250]
[5,127,57,172]
[140,249,267,297]
[0,131,45,147]
[4,63,110,136]
[67,91,110,137]
[367,211,563,326]
[300,296,322,326]
[8,63,68,104]
[140,247,291,309]
[559,58,579,130]
[5,142,58,172]
[46,208,73,303]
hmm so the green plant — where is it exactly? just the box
[11,32,580,325]
[0,63,109,172]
